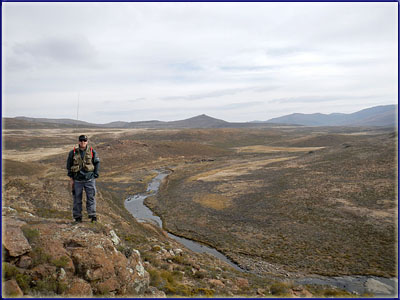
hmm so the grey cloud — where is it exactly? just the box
[162,86,277,102]
[269,94,391,104]
[128,97,147,102]
[269,96,341,104]
[265,46,309,57]
[13,35,98,65]
[4,56,31,72]
[214,101,264,111]
[168,62,202,72]
[219,65,277,72]
[162,88,247,101]
[100,98,147,105]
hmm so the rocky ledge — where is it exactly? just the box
[2,216,165,297]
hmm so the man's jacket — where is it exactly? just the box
[66,145,100,181]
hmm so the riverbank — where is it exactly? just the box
[124,170,244,272]
[125,169,398,297]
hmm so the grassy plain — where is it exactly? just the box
[3,125,397,283]
[146,127,397,278]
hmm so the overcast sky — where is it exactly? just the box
[2,2,398,123]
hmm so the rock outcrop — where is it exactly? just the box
[3,218,31,257]
[2,217,155,297]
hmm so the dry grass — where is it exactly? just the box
[2,146,72,162]
[188,157,296,182]
[331,198,397,221]
[193,193,232,210]
[234,145,324,153]
[215,180,264,197]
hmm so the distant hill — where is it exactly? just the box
[3,105,397,129]
[3,114,233,130]
[14,116,96,126]
[265,105,397,127]
[102,115,229,129]
[3,117,99,129]
[166,114,229,128]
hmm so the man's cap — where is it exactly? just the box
[79,135,88,141]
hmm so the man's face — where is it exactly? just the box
[79,139,88,149]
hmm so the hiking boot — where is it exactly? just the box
[74,217,82,224]
[90,216,97,223]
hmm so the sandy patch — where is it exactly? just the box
[2,146,73,162]
[216,180,264,197]
[338,132,381,136]
[234,145,324,153]
[193,193,232,210]
[189,157,296,182]
[333,198,397,221]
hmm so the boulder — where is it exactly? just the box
[4,279,24,297]
[174,248,183,256]
[146,286,167,297]
[66,278,93,296]
[2,219,150,297]
[235,277,250,289]
[365,278,394,295]
[29,264,57,281]
[17,255,32,269]
[3,219,31,257]
[208,279,225,289]
[109,230,121,246]
[291,287,313,298]
[96,277,120,294]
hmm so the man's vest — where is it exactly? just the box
[71,146,94,173]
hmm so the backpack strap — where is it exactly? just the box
[73,146,93,159]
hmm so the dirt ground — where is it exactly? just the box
[2,126,398,280]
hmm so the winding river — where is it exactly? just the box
[124,170,397,297]
[124,171,244,272]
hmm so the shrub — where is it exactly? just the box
[16,273,32,293]
[148,268,191,296]
[152,245,161,252]
[193,287,215,297]
[36,208,70,219]
[171,255,185,264]
[322,288,352,297]
[148,269,163,288]
[21,226,39,244]
[33,278,57,295]
[269,282,291,296]
[29,247,52,267]
[51,256,69,269]
[193,270,207,279]
[3,262,19,279]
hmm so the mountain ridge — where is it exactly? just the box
[265,104,397,127]
[3,105,397,129]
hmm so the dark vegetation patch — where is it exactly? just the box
[3,159,44,177]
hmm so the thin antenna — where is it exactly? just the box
[76,92,80,122]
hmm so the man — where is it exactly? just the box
[66,135,100,223]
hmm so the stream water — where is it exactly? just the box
[124,171,243,272]
[124,170,397,297]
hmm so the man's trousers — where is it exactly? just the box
[73,179,96,219]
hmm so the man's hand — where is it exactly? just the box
[70,178,75,195]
